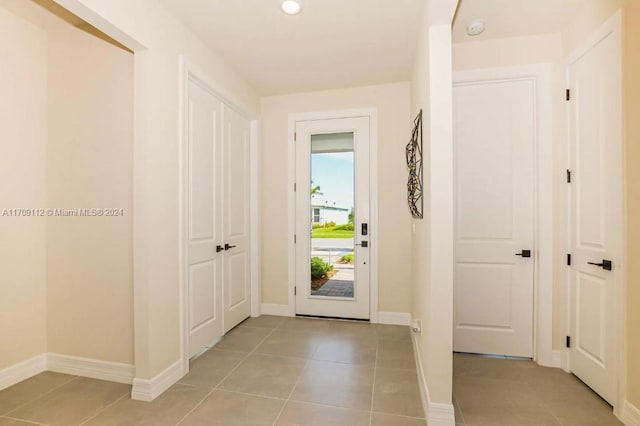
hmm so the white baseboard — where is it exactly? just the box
[377,311,411,326]
[131,359,183,402]
[621,400,640,426]
[47,353,134,384]
[410,331,456,426]
[550,350,562,368]
[260,303,292,317]
[0,354,47,391]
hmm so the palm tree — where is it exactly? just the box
[311,181,321,195]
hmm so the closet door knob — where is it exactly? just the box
[224,243,237,251]
[587,259,612,271]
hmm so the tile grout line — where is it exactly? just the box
[271,323,327,426]
[369,410,427,420]
[77,391,130,426]
[176,326,278,425]
[368,332,380,426]
[4,375,81,418]
[270,358,311,426]
[202,387,287,402]
[452,394,467,425]
[0,415,50,426]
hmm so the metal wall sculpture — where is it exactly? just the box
[406,109,423,218]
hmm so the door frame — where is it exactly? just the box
[562,10,625,414]
[287,108,379,322]
[178,58,261,375]
[453,64,555,366]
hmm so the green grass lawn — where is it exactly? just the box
[311,226,354,239]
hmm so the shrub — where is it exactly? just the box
[339,253,354,264]
[325,221,336,228]
[335,223,354,231]
[310,257,333,279]
[311,223,324,229]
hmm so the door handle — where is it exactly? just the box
[224,243,237,251]
[216,245,224,253]
[587,259,612,271]
[355,241,368,248]
[515,250,531,258]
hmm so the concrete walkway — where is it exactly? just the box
[311,266,354,297]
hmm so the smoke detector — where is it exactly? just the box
[466,19,485,36]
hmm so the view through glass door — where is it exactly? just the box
[310,133,355,298]
[295,116,370,319]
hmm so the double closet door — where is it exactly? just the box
[187,77,251,357]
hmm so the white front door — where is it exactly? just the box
[453,77,535,358]
[222,106,251,332]
[295,116,370,319]
[187,79,224,357]
[568,13,622,405]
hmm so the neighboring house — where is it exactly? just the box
[311,194,349,225]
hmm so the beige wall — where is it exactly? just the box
[563,0,622,55]
[46,25,134,364]
[260,82,413,313]
[0,2,134,373]
[453,34,567,351]
[64,0,260,380]
[623,0,640,410]
[0,7,48,371]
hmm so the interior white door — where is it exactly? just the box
[568,17,622,405]
[295,116,370,319]
[222,106,251,332]
[453,78,535,357]
[187,79,224,357]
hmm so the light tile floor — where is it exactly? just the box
[453,353,624,426]
[0,318,623,425]
[0,316,425,425]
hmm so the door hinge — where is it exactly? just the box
[567,253,572,266]
[566,336,571,348]
[294,234,296,244]
[294,182,297,192]
[566,169,572,183]
[566,89,571,101]
[294,132,297,141]
[294,286,297,296]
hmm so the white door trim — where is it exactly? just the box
[287,108,379,322]
[178,57,260,376]
[562,10,624,415]
[453,64,555,366]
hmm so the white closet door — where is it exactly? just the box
[222,106,251,332]
[568,14,622,405]
[187,79,224,357]
[453,78,535,358]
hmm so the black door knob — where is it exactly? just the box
[216,245,224,253]
[515,250,531,258]
[588,259,612,271]
[224,243,237,251]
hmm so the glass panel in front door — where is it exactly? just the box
[309,132,355,299]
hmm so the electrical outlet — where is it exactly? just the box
[412,318,422,334]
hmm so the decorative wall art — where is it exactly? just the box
[406,109,423,218]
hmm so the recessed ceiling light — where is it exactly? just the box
[281,0,302,15]
[466,19,485,36]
